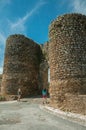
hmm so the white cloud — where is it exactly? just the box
[9,0,46,32]
[0,33,6,74]
[72,0,86,15]
[0,0,11,10]
[0,67,3,74]
[0,33,6,45]
[0,0,11,4]
[0,0,47,74]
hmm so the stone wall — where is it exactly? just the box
[49,13,86,114]
[1,14,86,114]
[0,74,2,93]
[39,42,49,90]
[1,34,42,97]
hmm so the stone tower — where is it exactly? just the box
[1,34,42,97]
[49,13,86,113]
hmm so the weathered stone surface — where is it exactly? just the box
[0,74,2,93]
[1,34,42,97]
[39,42,49,90]
[49,13,86,113]
[1,13,86,115]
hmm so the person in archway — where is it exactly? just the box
[17,88,22,101]
[42,88,47,104]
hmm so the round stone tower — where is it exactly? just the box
[1,34,41,97]
[49,13,86,113]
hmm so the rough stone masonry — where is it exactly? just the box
[49,13,86,114]
[1,34,42,97]
[0,13,86,114]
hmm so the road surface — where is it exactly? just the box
[0,98,86,130]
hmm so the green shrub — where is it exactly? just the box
[0,95,6,101]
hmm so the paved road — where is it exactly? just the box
[0,98,86,130]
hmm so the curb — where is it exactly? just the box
[0,100,17,104]
[40,105,86,127]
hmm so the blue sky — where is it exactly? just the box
[0,0,86,73]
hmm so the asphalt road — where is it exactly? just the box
[0,98,86,130]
